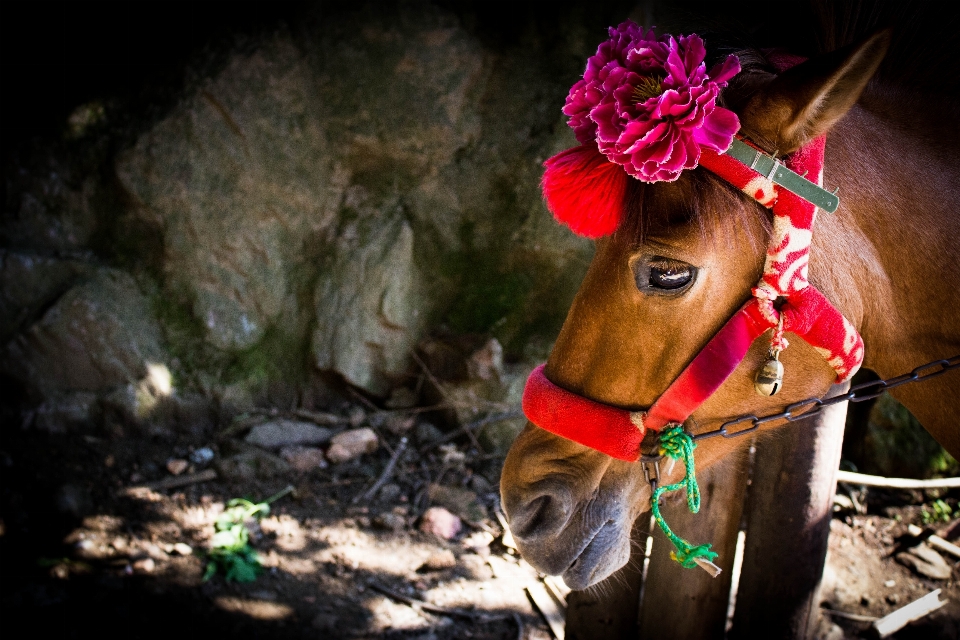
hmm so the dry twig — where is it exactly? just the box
[122,469,217,495]
[368,582,506,621]
[354,436,408,503]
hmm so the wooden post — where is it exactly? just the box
[638,450,751,639]
[729,383,849,639]
[565,516,645,639]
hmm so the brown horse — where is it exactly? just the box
[500,25,960,589]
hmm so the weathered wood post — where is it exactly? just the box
[729,383,850,639]
[565,517,645,640]
[638,451,751,639]
[565,451,750,639]
[564,384,849,639]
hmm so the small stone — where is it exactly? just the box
[457,553,493,580]
[428,483,484,521]
[104,454,115,468]
[215,450,291,481]
[348,407,366,428]
[384,413,415,434]
[279,446,328,473]
[166,458,189,475]
[469,474,492,494]
[55,483,92,518]
[75,539,96,554]
[418,549,456,572]
[821,622,844,640]
[377,483,402,503]
[832,494,854,512]
[50,563,70,580]
[884,579,896,588]
[385,387,418,409]
[886,593,900,605]
[414,422,444,445]
[171,542,193,556]
[132,557,156,573]
[419,506,461,540]
[461,530,494,554]
[467,338,503,382]
[326,428,378,464]
[311,613,338,631]
[245,419,333,449]
[896,543,952,580]
[190,447,215,466]
[374,512,406,532]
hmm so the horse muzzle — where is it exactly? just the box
[500,421,649,588]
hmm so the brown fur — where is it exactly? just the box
[501,25,960,589]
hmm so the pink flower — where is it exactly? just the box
[563,22,741,182]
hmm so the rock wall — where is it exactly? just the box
[2,1,634,426]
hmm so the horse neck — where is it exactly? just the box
[815,88,960,444]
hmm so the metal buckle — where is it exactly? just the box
[766,158,781,181]
[640,454,661,493]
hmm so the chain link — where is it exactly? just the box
[691,355,960,442]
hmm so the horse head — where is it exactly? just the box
[501,28,893,589]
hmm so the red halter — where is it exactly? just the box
[522,133,864,461]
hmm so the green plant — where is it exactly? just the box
[203,486,293,583]
[921,499,953,525]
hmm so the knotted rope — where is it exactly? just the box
[650,426,718,569]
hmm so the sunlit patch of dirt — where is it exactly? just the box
[0,410,551,639]
[820,505,960,639]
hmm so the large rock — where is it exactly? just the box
[7,1,607,404]
[0,251,92,343]
[1,269,165,394]
[115,34,339,353]
[312,216,422,394]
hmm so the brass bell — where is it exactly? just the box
[754,357,784,396]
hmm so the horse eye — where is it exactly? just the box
[649,261,693,289]
[634,256,697,294]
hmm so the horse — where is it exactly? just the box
[500,13,960,592]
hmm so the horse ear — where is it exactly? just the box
[740,29,892,153]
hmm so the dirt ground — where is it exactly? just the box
[2,400,958,639]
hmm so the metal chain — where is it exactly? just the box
[691,355,960,443]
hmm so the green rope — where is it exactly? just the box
[649,425,718,569]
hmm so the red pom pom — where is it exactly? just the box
[541,144,629,238]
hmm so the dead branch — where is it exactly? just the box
[836,470,960,489]
[873,589,947,638]
[907,524,960,559]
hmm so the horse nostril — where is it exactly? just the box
[504,483,576,542]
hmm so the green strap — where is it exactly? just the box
[649,426,718,569]
[724,138,840,213]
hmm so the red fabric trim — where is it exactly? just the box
[645,299,773,431]
[522,364,646,462]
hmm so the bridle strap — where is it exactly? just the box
[643,298,772,431]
